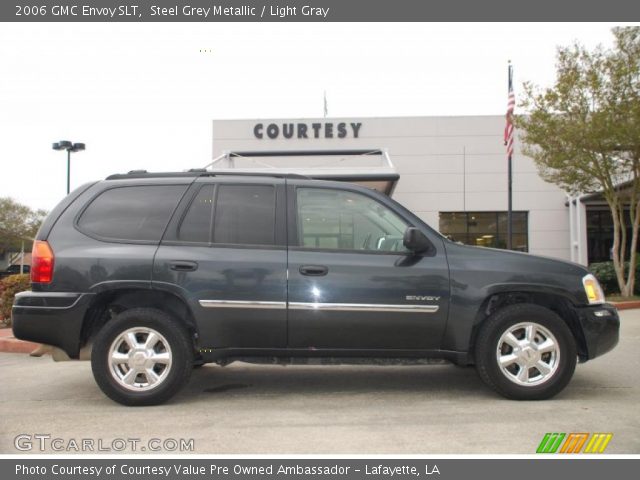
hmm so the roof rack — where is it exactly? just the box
[105,170,310,181]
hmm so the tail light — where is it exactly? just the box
[31,240,55,283]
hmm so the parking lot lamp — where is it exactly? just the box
[52,141,85,194]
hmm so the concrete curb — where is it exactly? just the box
[0,328,40,354]
[609,300,640,310]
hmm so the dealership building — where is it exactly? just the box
[211,116,617,266]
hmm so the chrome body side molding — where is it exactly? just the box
[199,300,439,313]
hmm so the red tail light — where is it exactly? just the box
[31,240,55,283]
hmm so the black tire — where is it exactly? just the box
[475,303,577,400]
[193,358,206,369]
[91,308,194,406]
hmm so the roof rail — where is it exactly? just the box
[203,171,310,179]
[105,171,311,181]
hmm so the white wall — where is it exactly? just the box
[212,116,571,261]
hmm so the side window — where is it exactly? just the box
[296,188,409,252]
[78,185,185,242]
[213,185,276,246]
[178,185,215,243]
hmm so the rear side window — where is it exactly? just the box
[213,185,276,246]
[178,185,215,243]
[78,185,186,241]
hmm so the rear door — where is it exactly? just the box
[153,177,288,349]
[286,183,450,350]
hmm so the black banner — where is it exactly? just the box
[4,459,640,480]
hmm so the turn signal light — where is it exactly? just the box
[31,240,55,284]
[582,274,605,305]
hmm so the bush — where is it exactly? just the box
[589,260,640,296]
[0,274,30,327]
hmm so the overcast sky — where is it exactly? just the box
[0,22,628,210]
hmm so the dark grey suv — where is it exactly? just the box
[12,171,619,405]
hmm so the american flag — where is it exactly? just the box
[504,63,515,157]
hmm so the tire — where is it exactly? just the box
[91,308,194,406]
[475,303,577,400]
[193,358,205,369]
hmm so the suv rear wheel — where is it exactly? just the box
[475,303,577,400]
[91,308,194,406]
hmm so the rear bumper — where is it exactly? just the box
[12,291,94,358]
[575,303,620,361]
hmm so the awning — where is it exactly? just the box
[205,149,400,196]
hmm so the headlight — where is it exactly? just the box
[583,274,606,305]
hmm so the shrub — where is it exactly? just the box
[588,260,640,296]
[0,274,30,327]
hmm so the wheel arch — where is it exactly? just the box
[79,287,199,351]
[467,290,588,363]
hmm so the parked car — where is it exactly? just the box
[12,171,619,405]
[0,264,30,278]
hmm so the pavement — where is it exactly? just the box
[0,310,638,455]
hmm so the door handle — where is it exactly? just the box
[299,265,328,276]
[169,261,198,272]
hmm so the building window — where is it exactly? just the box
[439,211,528,251]
[586,207,640,264]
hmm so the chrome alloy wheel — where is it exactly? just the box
[108,327,172,391]
[496,322,560,386]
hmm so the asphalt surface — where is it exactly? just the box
[0,310,638,454]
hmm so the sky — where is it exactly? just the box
[0,22,628,210]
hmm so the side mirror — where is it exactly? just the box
[403,227,432,254]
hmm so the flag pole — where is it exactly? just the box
[506,61,514,250]
[508,148,513,250]
[323,90,328,118]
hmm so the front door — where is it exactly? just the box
[287,184,449,350]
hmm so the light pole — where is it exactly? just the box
[52,141,85,194]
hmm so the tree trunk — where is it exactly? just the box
[626,202,640,296]
[609,197,629,296]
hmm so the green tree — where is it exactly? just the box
[516,26,640,297]
[0,197,47,254]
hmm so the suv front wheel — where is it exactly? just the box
[91,308,194,406]
[475,303,577,400]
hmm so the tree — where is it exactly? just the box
[516,27,640,297]
[0,197,47,254]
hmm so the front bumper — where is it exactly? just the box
[575,303,620,361]
[12,291,94,358]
